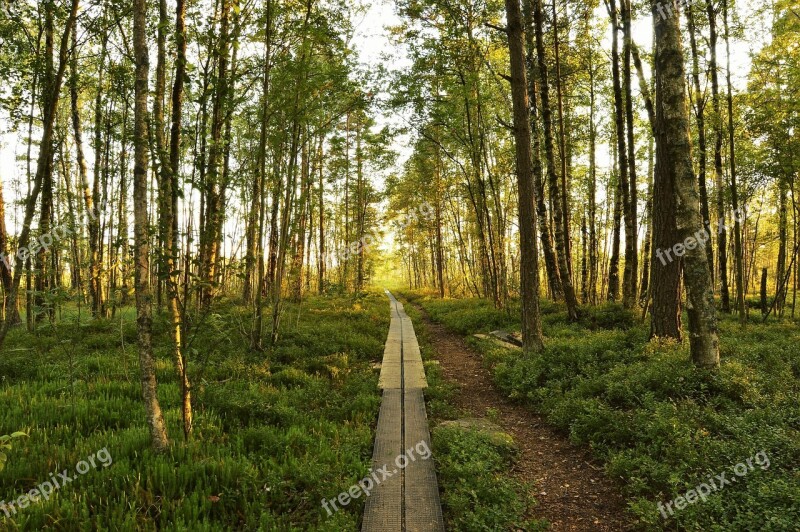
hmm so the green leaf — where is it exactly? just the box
[10,431,28,438]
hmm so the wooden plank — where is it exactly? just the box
[362,389,403,531]
[404,388,445,532]
[364,291,444,532]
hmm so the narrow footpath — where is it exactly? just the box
[411,301,635,531]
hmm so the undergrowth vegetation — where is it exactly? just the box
[402,291,800,531]
[0,293,389,530]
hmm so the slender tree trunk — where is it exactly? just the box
[622,0,638,305]
[165,0,192,438]
[201,0,232,308]
[686,3,714,273]
[608,0,632,307]
[154,0,169,309]
[86,33,108,318]
[552,0,572,280]
[777,181,788,313]
[68,28,90,299]
[133,0,170,450]
[58,138,83,292]
[723,0,746,323]
[506,0,544,352]
[609,130,622,302]
[251,0,273,349]
[587,19,599,306]
[640,136,654,305]
[523,0,563,300]
[652,0,719,367]
[707,0,731,312]
[434,140,445,298]
[0,173,15,324]
[317,136,326,294]
[533,0,578,320]
[35,1,56,324]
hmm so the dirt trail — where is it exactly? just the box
[413,304,636,531]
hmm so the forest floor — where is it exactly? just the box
[400,291,800,531]
[410,301,635,531]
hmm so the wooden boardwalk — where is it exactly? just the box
[362,291,445,532]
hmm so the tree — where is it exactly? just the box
[651,0,720,367]
[723,0,746,324]
[532,0,578,321]
[707,0,731,312]
[504,0,545,353]
[133,0,170,451]
[165,0,192,438]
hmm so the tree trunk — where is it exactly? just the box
[640,136,654,305]
[707,0,731,312]
[200,0,232,308]
[587,11,599,305]
[0,172,15,324]
[649,4,683,341]
[652,0,719,367]
[523,0,563,300]
[686,2,714,273]
[608,0,632,308]
[317,135,326,294]
[723,0,746,323]
[552,0,572,282]
[505,0,545,353]
[609,130,622,302]
[133,0,170,451]
[533,0,578,320]
[622,0,638,306]
[251,0,273,349]
[165,0,192,438]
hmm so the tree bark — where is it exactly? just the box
[621,0,638,306]
[0,172,15,324]
[133,0,170,451]
[523,0,563,300]
[707,0,731,312]
[166,0,192,438]
[533,0,578,320]
[608,0,632,308]
[200,0,232,308]
[652,0,720,367]
[723,0,746,323]
[649,4,683,341]
[505,0,544,353]
[686,2,715,273]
